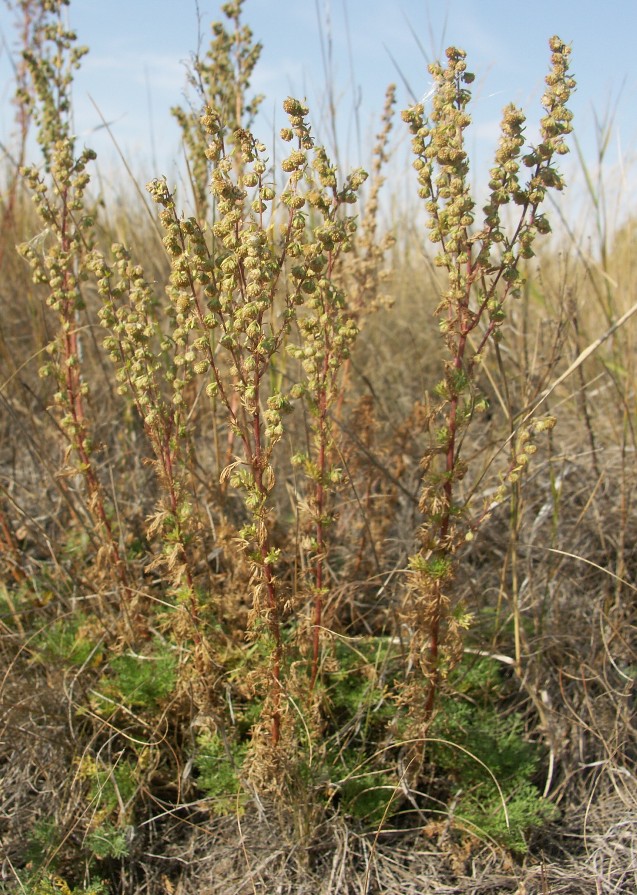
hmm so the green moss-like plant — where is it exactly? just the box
[430,657,557,852]
[338,766,397,826]
[20,873,107,895]
[85,820,129,860]
[195,732,247,814]
[94,639,177,710]
[32,613,100,667]
[455,781,556,853]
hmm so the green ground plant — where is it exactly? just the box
[1,1,635,894]
[429,656,557,852]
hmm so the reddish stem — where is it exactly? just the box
[309,352,330,691]
[57,192,136,632]
[250,369,282,746]
[422,302,469,727]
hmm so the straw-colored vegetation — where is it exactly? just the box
[1,1,635,893]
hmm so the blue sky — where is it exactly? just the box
[0,0,635,219]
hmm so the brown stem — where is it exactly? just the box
[422,302,469,730]
[250,372,282,746]
[0,503,25,583]
[310,354,330,691]
[57,195,136,632]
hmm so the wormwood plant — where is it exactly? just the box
[89,87,375,781]
[0,1,45,265]
[172,0,263,219]
[142,99,369,764]
[401,39,574,750]
[15,0,138,636]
